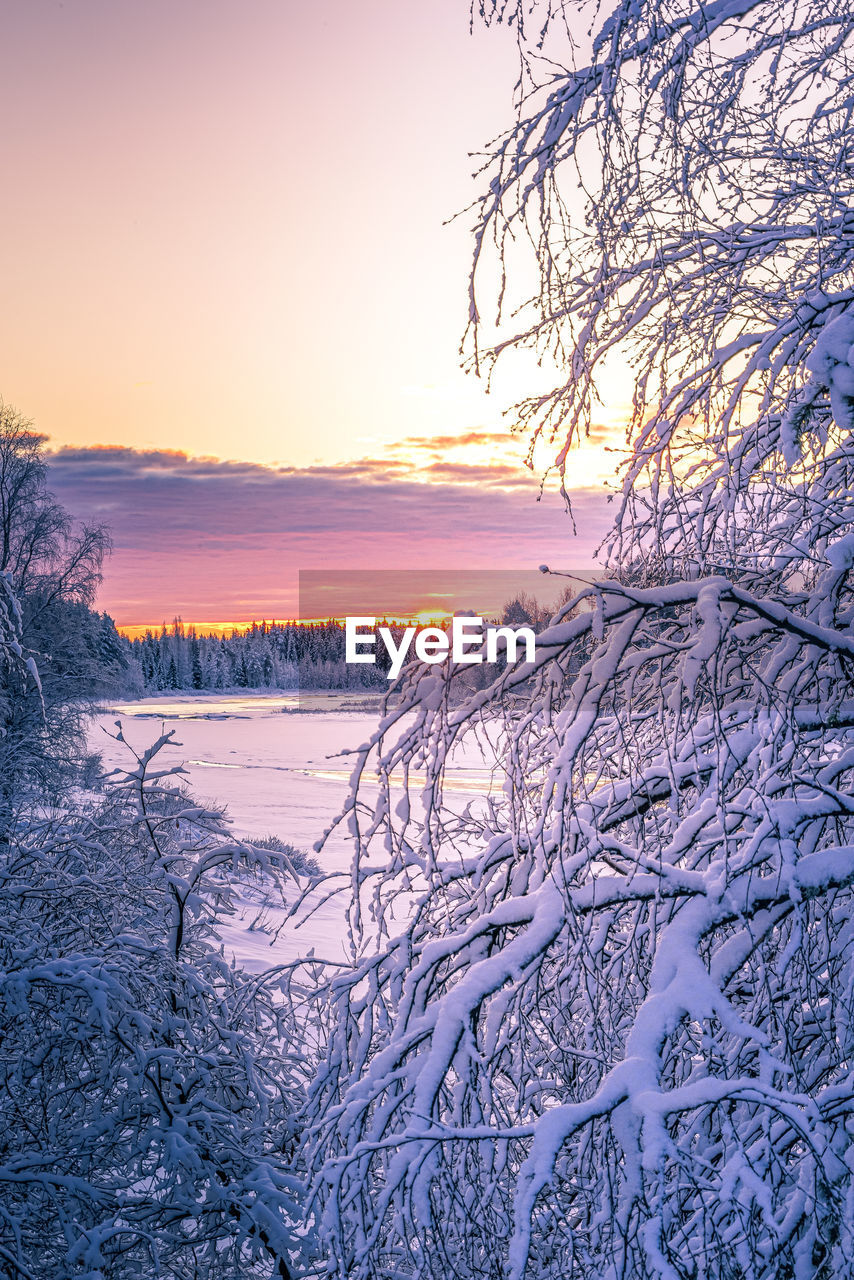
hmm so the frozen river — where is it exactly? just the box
[91,692,387,858]
[89,692,496,969]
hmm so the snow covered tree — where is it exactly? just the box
[190,631,204,688]
[0,405,111,823]
[0,711,309,1274]
[0,424,310,1277]
[300,3,854,1278]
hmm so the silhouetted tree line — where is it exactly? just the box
[127,619,395,691]
[125,596,567,694]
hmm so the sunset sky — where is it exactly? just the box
[1,0,625,627]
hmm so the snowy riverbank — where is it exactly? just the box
[89,691,496,970]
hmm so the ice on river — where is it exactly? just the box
[90,692,496,972]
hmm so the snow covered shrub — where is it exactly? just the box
[299,2,854,1277]
[0,732,309,1278]
[250,832,322,879]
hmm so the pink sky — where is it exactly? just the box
[47,440,614,626]
[1,2,622,624]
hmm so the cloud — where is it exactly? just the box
[46,444,615,623]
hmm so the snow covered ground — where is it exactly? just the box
[90,691,496,969]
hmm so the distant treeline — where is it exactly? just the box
[126,620,394,691]
[42,597,573,701]
[120,592,570,693]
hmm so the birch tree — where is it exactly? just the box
[301,2,854,1278]
[0,406,111,826]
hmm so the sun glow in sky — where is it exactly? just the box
[1,1,626,624]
